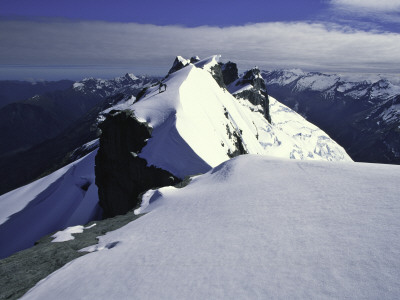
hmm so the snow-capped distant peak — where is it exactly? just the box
[125,73,138,81]
[73,82,85,90]
[286,68,306,75]
[70,73,160,99]
[263,69,400,100]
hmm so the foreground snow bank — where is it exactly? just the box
[0,150,101,259]
[22,155,400,299]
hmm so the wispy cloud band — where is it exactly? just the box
[1,19,399,76]
[330,0,400,12]
[328,0,400,25]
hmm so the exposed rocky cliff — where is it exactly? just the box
[220,61,239,86]
[95,110,179,218]
[228,67,272,123]
[168,56,190,74]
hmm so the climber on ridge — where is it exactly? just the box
[159,82,167,93]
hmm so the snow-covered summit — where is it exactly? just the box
[168,56,191,74]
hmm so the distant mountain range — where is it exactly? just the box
[0,74,159,157]
[262,69,400,164]
[0,80,75,108]
[0,74,160,195]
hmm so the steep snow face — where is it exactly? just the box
[228,67,351,161]
[121,56,265,178]
[109,56,351,178]
[22,155,400,299]
[0,150,101,259]
[235,96,352,161]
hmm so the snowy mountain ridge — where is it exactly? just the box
[72,73,159,98]
[105,56,351,179]
[263,69,400,101]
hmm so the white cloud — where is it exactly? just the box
[1,19,400,77]
[329,0,400,27]
[330,0,400,12]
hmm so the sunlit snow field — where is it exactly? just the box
[22,155,400,299]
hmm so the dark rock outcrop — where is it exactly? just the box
[135,86,149,102]
[190,56,200,63]
[210,64,227,89]
[234,68,272,123]
[219,61,239,86]
[225,124,247,158]
[240,68,266,90]
[227,130,247,158]
[95,110,180,218]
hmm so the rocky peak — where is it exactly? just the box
[124,73,138,81]
[240,67,266,91]
[229,66,271,123]
[168,56,190,74]
[190,56,200,63]
[372,79,390,90]
[95,110,179,218]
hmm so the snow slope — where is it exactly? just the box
[0,150,101,259]
[22,155,400,299]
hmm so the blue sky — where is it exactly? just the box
[1,0,399,80]
[1,0,328,26]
